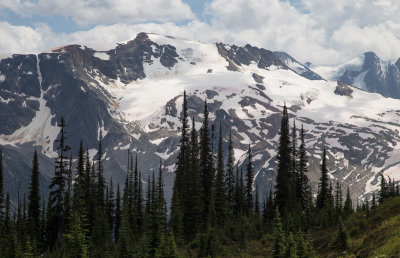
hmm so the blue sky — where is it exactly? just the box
[0,0,399,66]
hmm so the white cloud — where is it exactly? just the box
[1,0,194,26]
[1,0,400,66]
[0,22,44,54]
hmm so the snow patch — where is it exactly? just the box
[94,52,110,61]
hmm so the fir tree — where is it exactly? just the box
[155,231,181,258]
[334,182,343,219]
[48,116,70,249]
[199,99,214,220]
[246,144,254,212]
[28,150,41,249]
[297,125,310,211]
[371,192,376,209]
[272,207,286,258]
[284,232,298,258]
[214,123,227,227]
[379,174,388,203]
[343,186,353,218]
[225,132,235,208]
[182,117,202,240]
[63,211,89,258]
[329,217,349,252]
[274,104,293,217]
[115,183,122,242]
[316,148,329,210]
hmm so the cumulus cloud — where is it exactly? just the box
[1,0,400,65]
[0,0,194,26]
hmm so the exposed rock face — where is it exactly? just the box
[0,32,399,206]
[338,52,400,99]
[273,51,324,80]
[334,81,354,98]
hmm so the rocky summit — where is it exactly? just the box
[1,32,400,205]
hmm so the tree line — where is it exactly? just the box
[0,91,396,257]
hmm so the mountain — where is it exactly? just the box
[1,32,399,206]
[273,51,324,81]
[312,52,400,99]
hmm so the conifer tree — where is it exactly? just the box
[155,231,181,258]
[48,116,70,249]
[28,150,41,248]
[343,186,353,218]
[214,124,227,226]
[182,117,202,240]
[274,104,293,217]
[329,217,349,252]
[316,148,329,210]
[371,192,376,209]
[379,174,388,203]
[115,183,121,242]
[297,125,310,211]
[225,132,235,208]
[63,211,89,258]
[246,144,254,212]
[171,91,190,242]
[284,232,298,258]
[334,182,343,219]
[272,207,286,258]
[200,99,214,220]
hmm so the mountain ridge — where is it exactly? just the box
[1,32,400,206]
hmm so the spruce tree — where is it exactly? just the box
[225,132,235,208]
[28,150,41,248]
[246,144,254,212]
[214,123,227,227]
[316,148,329,210]
[334,182,343,219]
[171,91,190,242]
[379,174,388,203]
[199,99,214,220]
[329,217,349,252]
[115,184,122,242]
[48,116,70,249]
[298,125,310,211]
[343,186,353,218]
[274,104,293,217]
[371,192,376,209]
[272,207,286,258]
[183,117,202,240]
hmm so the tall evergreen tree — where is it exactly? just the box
[379,174,389,203]
[274,105,293,217]
[48,116,70,249]
[115,184,122,242]
[297,125,310,211]
[28,150,41,247]
[272,207,286,258]
[225,132,235,208]
[316,148,329,210]
[334,182,343,219]
[199,99,214,220]
[171,91,190,242]
[182,116,202,240]
[246,144,254,212]
[343,186,353,218]
[214,123,227,227]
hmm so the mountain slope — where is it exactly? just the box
[0,32,399,205]
[313,52,400,99]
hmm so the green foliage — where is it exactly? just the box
[272,207,286,257]
[329,217,350,252]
